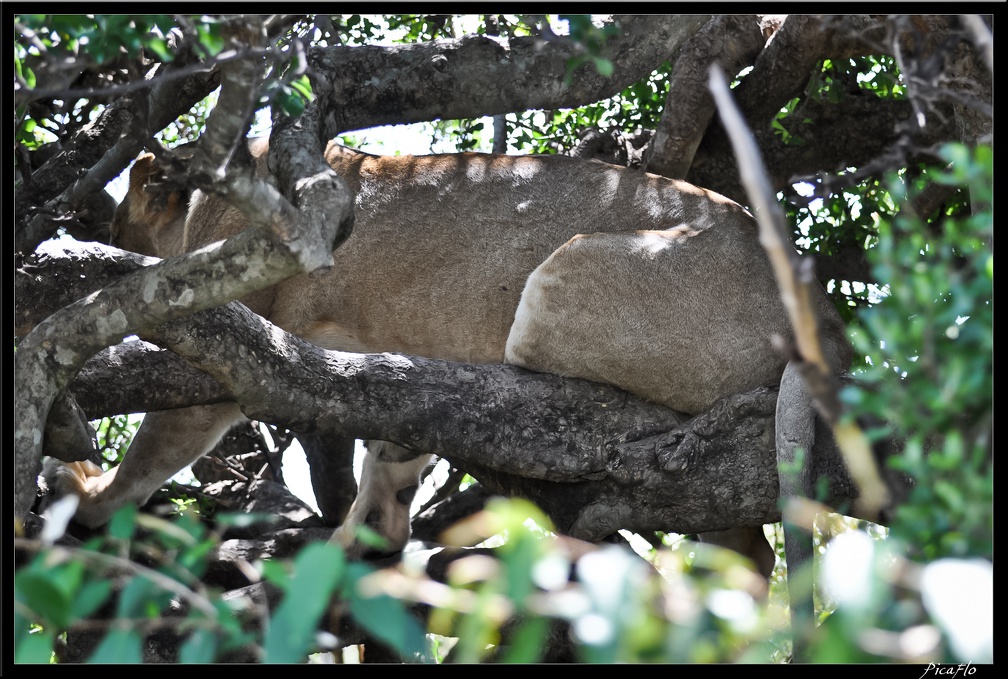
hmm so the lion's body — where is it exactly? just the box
[54,140,851,571]
[151,141,850,411]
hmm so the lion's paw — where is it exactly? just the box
[41,458,103,498]
[39,458,115,527]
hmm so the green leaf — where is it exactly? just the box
[88,628,144,663]
[276,89,306,117]
[345,565,429,661]
[177,537,217,576]
[289,75,314,100]
[116,576,158,618]
[258,558,291,589]
[592,56,614,78]
[108,504,138,541]
[180,630,219,663]
[349,523,391,551]
[195,22,225,57]
[22,64,37,89]
[933,480,964,514]
[70,580,113,620]
[15,628,56,664]
[143,37,173,62]
[501,616,547,663]
[15,570,72,629]
[262,543,345,663]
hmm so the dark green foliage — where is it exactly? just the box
[16,14,183,66]
[844,144,993,563]
[15,504,430,663]
[507,63,671,155]
[560,14,620,82]
[94,415,140,468]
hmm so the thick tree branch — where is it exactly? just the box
[688,94,955,204]
[312,15,710,138]
[75,341,231,417]
[680,15,974,204]
[645,15,764,179]
[17,242,879,540]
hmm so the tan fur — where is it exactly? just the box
[47,140,851,566]
[108,156,188,258]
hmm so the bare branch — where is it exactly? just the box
[709,65,888,517]
[960,15,993,74]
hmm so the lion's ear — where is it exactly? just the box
[114,153,188,257]
[128,153,160,193]
[126,153,187,222]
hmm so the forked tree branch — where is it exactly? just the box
[13,18,354,521]
[16,241,878,539]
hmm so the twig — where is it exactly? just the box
[708,64,888,517]
[960,15,993,75]
[14,537,220,618]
